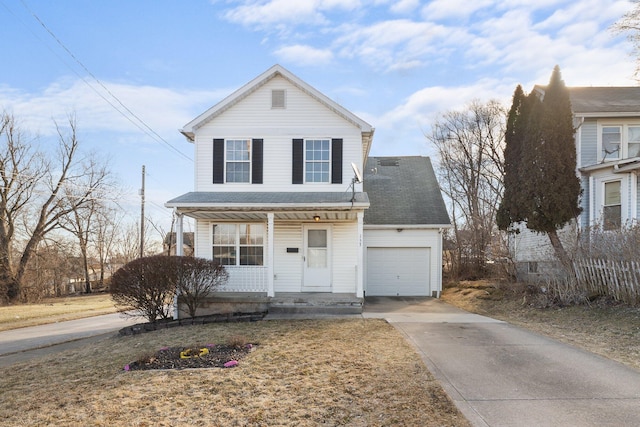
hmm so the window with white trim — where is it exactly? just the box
[603,180,622,230]
[212,223,264,266]
[600,123,640,161]
[305,139,330,183]
[226,139,251,183]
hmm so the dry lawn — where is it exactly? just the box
[442,280,640,371]
[0,319,469,427]
[0,293,119,332]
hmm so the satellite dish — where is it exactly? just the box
[351,162,363,183]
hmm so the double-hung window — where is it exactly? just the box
[213,138,263,184]
[305,139,330,183]
[600,123,640,161]
[603,180,622,231]
[212,224,264,266]
[602,126,621,160]
[226,139,250,183]
[628,126,640,158]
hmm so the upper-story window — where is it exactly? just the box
[226,139,250,183]
[305,139,330,183]
[600,123,640,161]
[292,138,342,184]
[213,138,263,184]
[603,180,622,230]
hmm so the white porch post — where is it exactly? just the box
[172,211,183,320]
[175,211,184,256]
[356,211,364,298]
[267,212,275,297]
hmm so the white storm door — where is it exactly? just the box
[303,225,331,291]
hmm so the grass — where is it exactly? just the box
[442,280,640,371]
[0,293,120,332]
[0,319,469,426]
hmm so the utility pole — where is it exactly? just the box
[140,165,145,258]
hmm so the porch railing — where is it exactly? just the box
[218,266,268,293]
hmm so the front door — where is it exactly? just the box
[303,225,331,291]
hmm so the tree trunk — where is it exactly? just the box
[546,229,576,278]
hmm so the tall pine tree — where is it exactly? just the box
[498,66,581,271]
[497,84,528,229]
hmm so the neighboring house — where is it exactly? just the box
[512,86,640,278]
[165,65,450,314]
[163,232,195,256]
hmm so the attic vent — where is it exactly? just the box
[272,89,286,108]
[378,158,400,167]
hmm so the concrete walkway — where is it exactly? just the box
[363,297,640,427]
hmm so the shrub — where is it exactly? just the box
[175,257,228,318]
[110,255,180,322]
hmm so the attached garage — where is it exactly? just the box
[363,157,451,298]
[366,247,430,296]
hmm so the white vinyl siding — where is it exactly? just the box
[273,222,303,292]
[580,120,598,167]
[192,76,363,192]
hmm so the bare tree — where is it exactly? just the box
[91,205,122,289]
[612,2,640,79]
[427,100,506,277]
[60,155,117,294]
[0,112,109,302]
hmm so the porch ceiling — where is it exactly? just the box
[165,191,369,221]
[172,210,361,221]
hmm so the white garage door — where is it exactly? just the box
[366,247,431,296]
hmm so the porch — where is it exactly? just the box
[175,291,364,318]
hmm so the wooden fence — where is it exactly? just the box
[573,258,640,305]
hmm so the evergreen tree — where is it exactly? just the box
[497,85,527,230]
[498,66,582,271]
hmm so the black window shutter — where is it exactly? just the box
[252,139,263,184]
[331,138,343,184]
[292,139,303,184]
[213,139,225,184]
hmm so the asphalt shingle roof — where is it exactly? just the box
[568,87,640,114]
[166,191,369,206]
[363,156,450,225]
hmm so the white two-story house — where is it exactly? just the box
[166,65,450,314]
[512,86,640,277]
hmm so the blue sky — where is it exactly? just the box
[0,0,636,232]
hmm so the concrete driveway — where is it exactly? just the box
[363,296,640,427]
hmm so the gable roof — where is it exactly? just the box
[363,156,450,227]
[180,64,374,155]
[533,85,640,117]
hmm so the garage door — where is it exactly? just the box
[366,247,430,296]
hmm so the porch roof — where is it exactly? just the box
[165,191,369,220]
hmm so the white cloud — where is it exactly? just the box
[274,44,334,66]
[421,0,494,20]
[334,19,454,71]
[389,0,420,14]
[222,0,362,28]
[0,79,228,138]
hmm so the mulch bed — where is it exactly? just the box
[118,312,266,336]
[125,344,255,371]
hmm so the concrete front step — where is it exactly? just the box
[269,293,363,315]
[269,304,363,315]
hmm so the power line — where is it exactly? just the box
[13,0,193,163]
